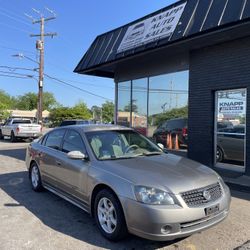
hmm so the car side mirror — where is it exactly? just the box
[157,143,164,150]
[67,151,88,160]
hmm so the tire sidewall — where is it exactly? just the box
[30,162,43,192]
[217,147,223,162]
[94,189,127,241]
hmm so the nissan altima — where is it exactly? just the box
[25,125,231,241]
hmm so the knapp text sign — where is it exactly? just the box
[218,101,245,116]
[117,2,186,53]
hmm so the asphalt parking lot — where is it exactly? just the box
[0,139,250,250]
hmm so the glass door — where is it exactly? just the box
[215,89,246,172]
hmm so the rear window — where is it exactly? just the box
[12,120,32,124]
[167,118,187,129]
[60,121,77,126]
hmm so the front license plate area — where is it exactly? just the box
[205,204,219,216]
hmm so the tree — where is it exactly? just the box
[124,99,138,113]
[151,105,188,126]
[0,90,12,121]
[0,90,13,108]
[49,101,92,126]
[102,101,114,123]
[91,105,101,121]
[14,92,37,110]
[13,91,59,111]
[43,92,60,110]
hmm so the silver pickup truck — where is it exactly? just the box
[0,118,42,142]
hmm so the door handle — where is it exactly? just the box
[56,161,61,166]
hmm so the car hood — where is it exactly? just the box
[99,153,219,194]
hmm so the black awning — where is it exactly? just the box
[74,0,250,78]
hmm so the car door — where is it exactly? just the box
[218,127,244,162]
[39,128,66,188]
[2,119,12,136]
[57,129,90,203]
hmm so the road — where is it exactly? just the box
[0,139,250,250]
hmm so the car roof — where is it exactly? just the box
[56,124,133,133]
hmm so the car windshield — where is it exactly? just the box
[86,130,162,160]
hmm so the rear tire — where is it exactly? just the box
[10,131,16,143]
[216,147,224,162]
[29,162,43,192]
[94,189,128,241]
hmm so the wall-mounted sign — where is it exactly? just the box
[218,101,245,115]
[117,2,186,53]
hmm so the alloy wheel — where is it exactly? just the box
[97,197,117,234]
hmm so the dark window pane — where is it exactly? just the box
[45,129,65,150]
[117,81,131,127]
[131,78,147,136]
[62,130,86,154]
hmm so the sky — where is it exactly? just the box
[0,0,177,109]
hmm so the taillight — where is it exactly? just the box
[182,128,188,136]
[16,127,20,134]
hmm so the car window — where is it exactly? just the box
[44,129,65,150]
[62,129,86,154]
[40,134,48,145]
[12,120,31,124]
[60,121,77,126]
[86,130,162,160]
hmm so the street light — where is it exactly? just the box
[12,53,42,124]
[12,53,39,65]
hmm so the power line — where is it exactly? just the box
[44,73,113,101]
[0,66,37,72]
[0,21,31,34]
[0,43,36,55]
[0,9,34,28]
[0,65,114,91]
[0,73,33,79]
[0,70,35,78]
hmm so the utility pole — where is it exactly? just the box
[26,8,57,124]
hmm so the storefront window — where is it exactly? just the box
[148,71,189,150]
[215,89,246,172]
[117,81,131,127]
[131,78,148,136]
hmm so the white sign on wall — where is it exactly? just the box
[117,2,187,53]
[218,100,245,116]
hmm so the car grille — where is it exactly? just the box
[181,183,222,207]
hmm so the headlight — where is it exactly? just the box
[134,186,176,205]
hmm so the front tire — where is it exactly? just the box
[94,189,128,241]
[29,162,43,192]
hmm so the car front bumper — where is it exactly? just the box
[120,186,231,241]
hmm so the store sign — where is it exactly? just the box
[117,2,186,53]
[218,101,245,115]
